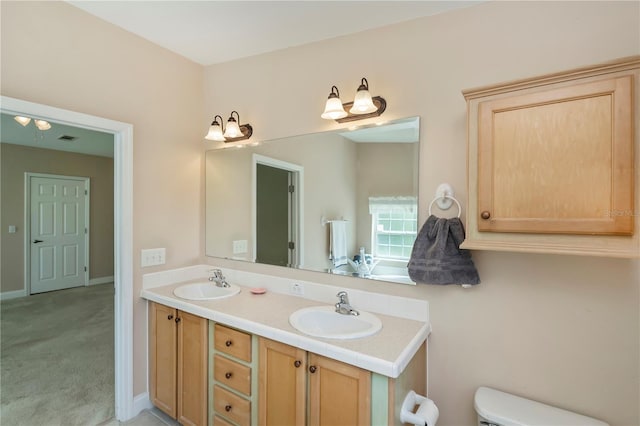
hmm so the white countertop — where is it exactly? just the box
[141,265,431,378]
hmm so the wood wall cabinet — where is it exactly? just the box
[149,302,208,426]
[258,338,426,425]
[462,56,640,257]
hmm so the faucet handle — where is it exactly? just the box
[336,291,349,304]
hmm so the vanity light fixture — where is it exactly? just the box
[204,115,225,142]
[321,86,348,120]
[204,110,253,143]
[321,77,387,123]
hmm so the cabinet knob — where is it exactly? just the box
[175,317,181,323]
[309,365,317,373]
[225,372,233,379]
[294,360,302,368]
[225,340,232,347]
[167,314,174,320]
[225,405,232,412]
[481,211,491,220]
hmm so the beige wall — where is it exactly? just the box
[203,2,639,425]
[1,1,204,395]
[1,143,114,291]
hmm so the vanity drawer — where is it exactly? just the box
[213,415,235,426]
[215,324,252,362]
[214,354,251,395]
[213,385,251,426]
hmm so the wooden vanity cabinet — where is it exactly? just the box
[259,338,424,425]
[462,56,640,257]
[259,338,370,426]
[149,302,207,426]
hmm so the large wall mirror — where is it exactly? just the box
[205,116,420,285]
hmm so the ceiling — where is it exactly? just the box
[0,114,114,158]
[67,1,481,66]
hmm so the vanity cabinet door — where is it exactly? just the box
[150,302,177,418]
[258,338,306,426]
[308,353,371,426]
[177,311,208,426]
[149,302,207,426]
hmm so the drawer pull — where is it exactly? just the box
[225,404,232,412]
[309,365,317,373]
[481,211,491,220]
[225,340,233,347]
[294,360,301,368]
[175,317,181,323]
[167,314,174,320]
[225,372,233,379]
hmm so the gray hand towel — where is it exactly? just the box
[408,215,480,285]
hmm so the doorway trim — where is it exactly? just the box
[1,96,134,421]
[24,172,91,294]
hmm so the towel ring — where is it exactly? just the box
[428,195,461,218]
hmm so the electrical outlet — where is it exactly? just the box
[141,248,166,267]
[290,282,304,296]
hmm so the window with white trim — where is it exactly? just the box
[369,196,418,261]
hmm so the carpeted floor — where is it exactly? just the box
[1,283,115,426]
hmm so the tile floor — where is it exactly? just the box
[101,408,180,426]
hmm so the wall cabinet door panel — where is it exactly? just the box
[462,56,640,257]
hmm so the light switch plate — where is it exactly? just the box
[233,240,248,254]
[141,248,166,267]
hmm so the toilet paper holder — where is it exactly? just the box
[400,390,439,426]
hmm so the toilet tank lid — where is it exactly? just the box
[474,387,609,426]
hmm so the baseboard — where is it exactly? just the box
[132,392,153,417]
[0,289,27,301]
[89,276,114,286]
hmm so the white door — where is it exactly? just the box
[29,175,89,294]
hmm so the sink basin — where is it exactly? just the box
[289,305,382,339]
[173,282,240,301]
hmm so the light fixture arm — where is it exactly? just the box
[211,114,224,127]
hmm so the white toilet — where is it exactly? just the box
[474,387,609,426]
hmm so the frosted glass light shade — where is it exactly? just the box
[349,88,377,114]
[14,116,31,126]
[321,97,348,120]
[224,120,243,138]
[34,119,51,130]
[205,123,225,141]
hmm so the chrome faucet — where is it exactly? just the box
[335,291,359,316]
[208,268,230,288]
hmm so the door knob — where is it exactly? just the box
[33,239,43,243]
[225,372,233,379]
[309,365,317,373]
[294,360,302,368]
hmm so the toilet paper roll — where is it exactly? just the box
[400,390,439,426]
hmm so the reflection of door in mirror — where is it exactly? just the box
[256,164,292,267]
[254,155,302,268]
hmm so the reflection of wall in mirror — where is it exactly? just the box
[206,132,357,271]
[355,142,419,267]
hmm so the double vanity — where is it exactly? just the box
[141,265,431,426]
